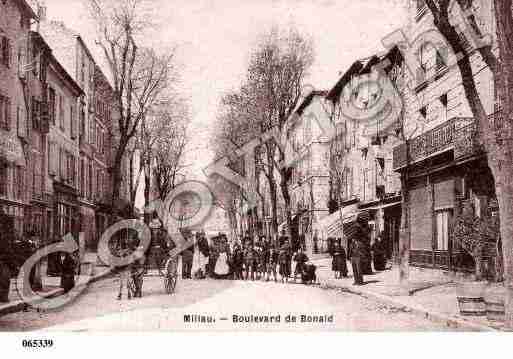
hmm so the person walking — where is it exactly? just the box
[278,245,292,283]
[348,213,369,286]
[372,235,387,271]
[331,242,348,278]
[181,246,194,279]
[60,252,76,293]
[114,245,132,300]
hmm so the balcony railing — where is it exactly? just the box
[393,117,475,170]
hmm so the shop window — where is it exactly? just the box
[435,210,452,251]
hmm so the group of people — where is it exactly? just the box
[213,230,316,284]
[329,212,389,285]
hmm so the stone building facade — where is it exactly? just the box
[0,0,36,238]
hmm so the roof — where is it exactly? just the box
[15,0,37,19]
[325,46,402,103]
[30,31,84,97]
[296,90,328,116]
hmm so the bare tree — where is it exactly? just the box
[244,27,315,242]
[151,99,190,201]
[421,0,513,325]
[88,0,173,214]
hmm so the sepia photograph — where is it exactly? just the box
[1,0,513,347]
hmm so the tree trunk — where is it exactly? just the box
[398,140,410,291]
[266,143,279,240]
[144,158,151,225]
[280,169,297,246]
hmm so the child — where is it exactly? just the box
[243,243,255,281]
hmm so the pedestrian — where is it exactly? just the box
[131,248,146,298]
[181,247,194,279]
[243,242,255,280]
[267,246,279,282]
[113,244,132,300]
[60,252,76,293]
[331,242,348,278]
[231,241,244,280]
[293,249,309,282]
[372,235,387,271]
[348,213,369,286]
[278,245,292,283]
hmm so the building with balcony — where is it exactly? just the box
[391,0,499,272]
[0,0,37,238]
[323,48,404,258]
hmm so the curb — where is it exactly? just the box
[317,276,498,332]
[0,268,113,318]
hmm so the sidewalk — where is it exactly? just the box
[0,255,112,318]
[312,257,507,331]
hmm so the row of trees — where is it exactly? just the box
[212,27,314,242]
[88,0,190,217]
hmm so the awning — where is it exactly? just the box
[0,132,26,167]
[318,203,358,238]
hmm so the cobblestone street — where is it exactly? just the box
[0,275,458,331]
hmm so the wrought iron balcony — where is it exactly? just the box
[393,117,478,170]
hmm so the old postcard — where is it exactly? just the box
[1,0,512,338]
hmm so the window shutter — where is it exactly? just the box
[70,103,76,139]
[5,97,11,130]
[6,38,12,68]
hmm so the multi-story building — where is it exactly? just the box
[391,0,498,272]
[0,0,37,238]
[283,90,332,253]
[323,49,404,257]
[44,36,83,272]
[39,14,127,251]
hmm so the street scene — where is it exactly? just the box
[1,0,513,333]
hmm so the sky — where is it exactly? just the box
[40,0,409,182]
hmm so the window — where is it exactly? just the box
[59,95,65,130]
[79,104,85,137]
[80,159,85,197]
[70,102,76,139]
[48,87,56,124]
[31,96,40,130]
[419,106,427,119]
[435,50,447,72]
[89,118,95,145]
[31,40,39,77]
[88,162,93,200]
[435,210,452,251]
[0,162,7,196]
[1,36,12,68]
[0,94,11,130]
[59,148,64,179]
[13,165,24,199]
